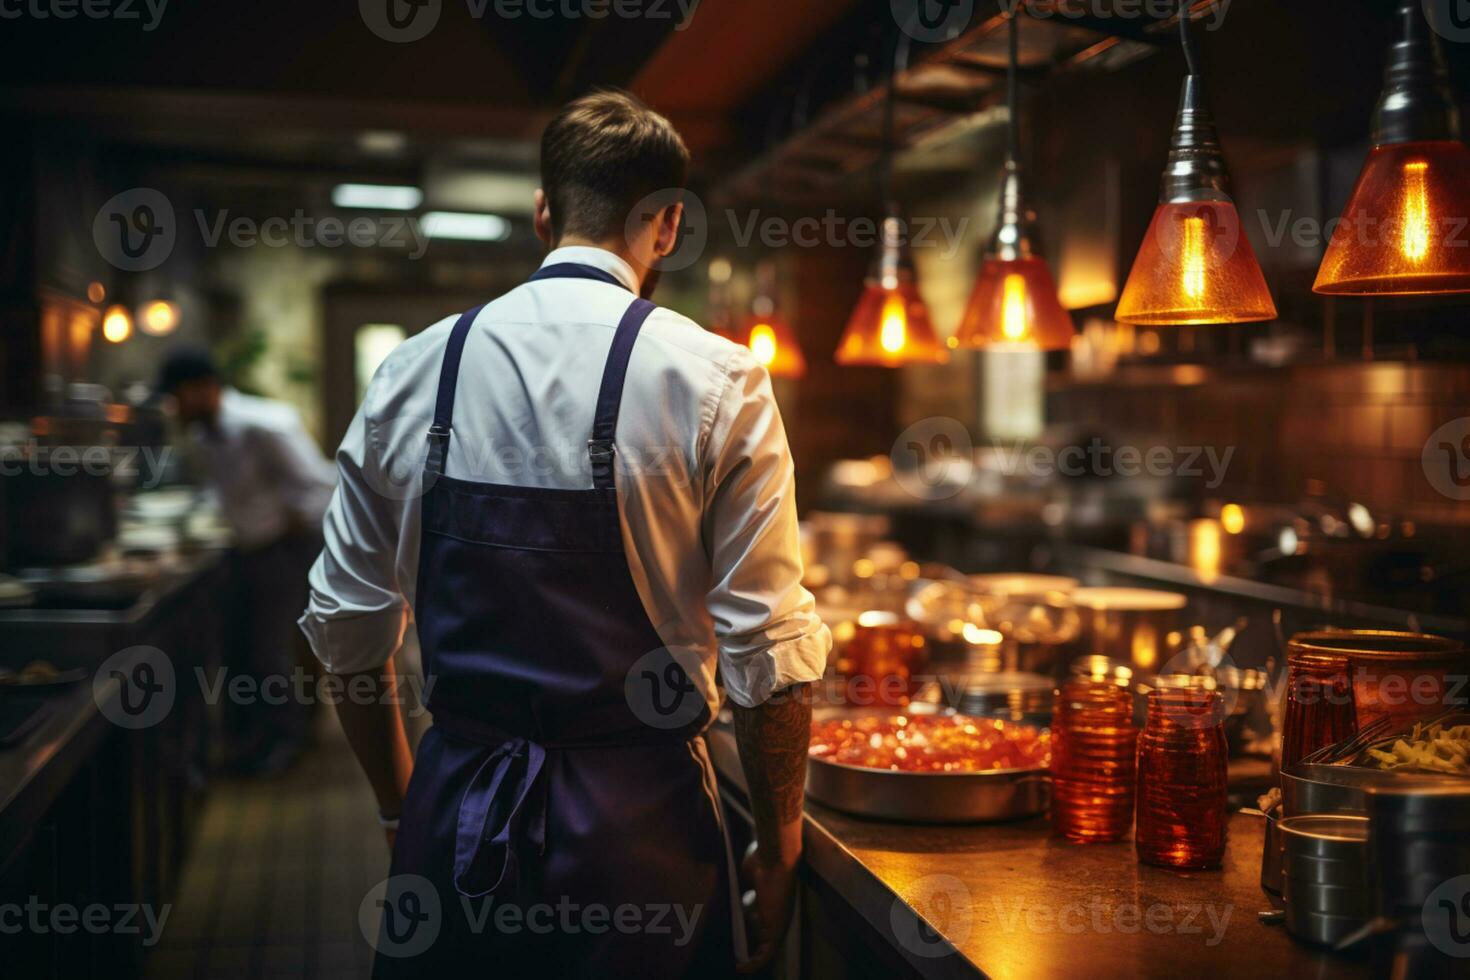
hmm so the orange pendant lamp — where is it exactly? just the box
[1314,2,1470,295]
[834,27,947,368]
[742,260,807,378]
[1115,6,1276,326]
[956,10,1073,351]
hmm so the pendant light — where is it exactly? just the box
[1115,3,1276,326]
[955,10,1073,351]
[834,28,947,367]
[742,260,807,378]
[1313,1,1470,295]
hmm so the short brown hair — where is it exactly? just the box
[539,89,690,242]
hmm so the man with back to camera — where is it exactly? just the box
[300,89,831,976]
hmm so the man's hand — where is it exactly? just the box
[731,682,812,973]
[738,840,798,973]
[332,658,414,857]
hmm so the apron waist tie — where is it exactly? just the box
[435,711,701,900]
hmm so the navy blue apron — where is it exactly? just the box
[374,264,743,978]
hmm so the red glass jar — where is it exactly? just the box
[836,612,929,708]
[1135,683,1228,870]
[1051,679,1138,843]
[1280,647,1357,770]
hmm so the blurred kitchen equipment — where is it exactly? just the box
[913,670,1053,725]
[2,445,118,566]
[968,573,1078,596]
[1071,587,1186,675]
[973,583,1081,677]
[905,579,986,660]
[1069,655,1134,688]
[1278,814,1372,947]
[802,512,890,588]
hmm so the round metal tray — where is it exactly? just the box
[805,706,1051,824]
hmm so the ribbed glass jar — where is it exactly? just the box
[1135,685,1228,870]
[1051,679,1138,843]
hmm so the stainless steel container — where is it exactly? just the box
[1278,814,1371,947]
[1069,587,1187,676]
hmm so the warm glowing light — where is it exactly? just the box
[1001,273,1028,341]
[835,281,947,367]
[879,294,907,353]
[1400,161,1430,262]
[86,281,106,304]
[1181,216,1207,299]
[1314,141,1470,295]
[1189,519,1222,584]
[955,257,1074,351]
[1116,200,1277,325]
[140,300,180,336]
[102,305,132,343]
[741,315,806,379]
[1220,503,1245,535]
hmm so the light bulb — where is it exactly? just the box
[102,305,132,343]
[1000,273,1028,341]
[1400,160,1430,262]
[749,323,777,366]
[879,294,907,354]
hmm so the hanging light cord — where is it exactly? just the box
[1006,6,1020,166]
[879,27,914,207]
[1178,0,1202,76]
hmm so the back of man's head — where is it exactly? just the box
[539,89,690,244]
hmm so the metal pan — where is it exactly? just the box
[805,706,1051,824]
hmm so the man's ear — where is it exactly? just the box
[533,189,553,247]
[653,201,683,259]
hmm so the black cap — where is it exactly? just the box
[157,347,218,394]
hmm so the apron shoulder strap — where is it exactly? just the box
[589,297,657,491]
[425,304,486,480]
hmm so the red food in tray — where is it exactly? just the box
[808,713,1051,773]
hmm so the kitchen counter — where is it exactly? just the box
[708,725,1370,980]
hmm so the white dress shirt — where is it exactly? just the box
[195,388,336,550]
[299,246,831,708]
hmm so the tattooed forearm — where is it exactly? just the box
[733,683,813,866]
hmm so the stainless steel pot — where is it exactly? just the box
[1278,815,1371,947]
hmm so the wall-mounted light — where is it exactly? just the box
[1115,5,1276,326]
[955,11,1074,351]
[102,305,132,343]
[331,183,424,210]
[421,211,511,242]
[1313,1,1470,295]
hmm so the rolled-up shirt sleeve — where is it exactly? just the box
[702,349,831,708]
[297,379,410,675]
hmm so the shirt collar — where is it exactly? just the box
[539,246,640,294]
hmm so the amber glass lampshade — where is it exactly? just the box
[835,279,946,367]
[743,315,807,379]
[1116,199,1276,325]
[957,257,1074,350]
[1314,144,1470,296]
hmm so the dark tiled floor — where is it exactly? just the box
[146,717,389,980]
